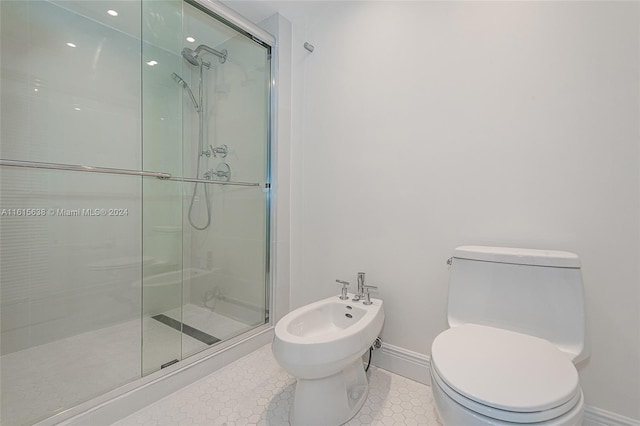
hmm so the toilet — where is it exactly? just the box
[431,246,587,426]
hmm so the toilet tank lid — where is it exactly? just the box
[453,246,580,268]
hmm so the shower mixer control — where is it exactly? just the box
[204,169,227,180]
[204,162,231,182]
[203,144,228,158]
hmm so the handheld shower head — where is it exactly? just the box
[171,72,187,88]
[171,72,199,111]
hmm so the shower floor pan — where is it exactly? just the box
[1,304,249,426]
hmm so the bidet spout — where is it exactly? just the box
[353,272,366,301]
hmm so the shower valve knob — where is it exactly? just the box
[202,145,228,158]
[212,144,228,158]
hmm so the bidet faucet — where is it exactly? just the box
[353,272,366,302]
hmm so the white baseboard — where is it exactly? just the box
[370,342,639,426]
[583,406,640,426]
[370,341,431,385]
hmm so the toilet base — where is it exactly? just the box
[290,358,368,426]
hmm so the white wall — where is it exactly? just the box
[285,1,639,420]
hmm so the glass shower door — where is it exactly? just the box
[0,0,271,422]
[141,0,271,374]
[178,1,271,360]
[0,1,144,423]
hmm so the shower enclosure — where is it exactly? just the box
[0,0,272,424]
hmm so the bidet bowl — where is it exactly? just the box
[272,295,384,379]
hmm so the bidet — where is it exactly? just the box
[273,294,384,425]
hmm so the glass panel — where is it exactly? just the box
[141,0,271,375]
[0,1,143,423]
[2,0,271,421]
[0,167,143,425]
[141,0,185,376]
[1,0,142,170]
[179,2,270,360]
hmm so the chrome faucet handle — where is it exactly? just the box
[204,144,229,158]
[362,284,378,305]
[212,144,228,158]
[336,279,350,300]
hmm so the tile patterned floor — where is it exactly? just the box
[1,304,249,426]
[115,344,441,426]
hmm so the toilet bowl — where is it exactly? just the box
[431,324,584,425]
[432,246,588,426]
[272,295,384,426]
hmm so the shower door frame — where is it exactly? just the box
[34,1,278,424]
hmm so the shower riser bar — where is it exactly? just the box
[0,159,261,187]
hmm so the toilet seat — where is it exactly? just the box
[431,324,581,423]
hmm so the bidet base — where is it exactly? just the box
[290,358,369,426]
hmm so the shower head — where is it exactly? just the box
[171,72,199,111]
[181,47,201,67]
[182,44,227,66]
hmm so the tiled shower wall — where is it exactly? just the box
[0,0,143,354]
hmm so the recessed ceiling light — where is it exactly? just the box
[74,107,81,111]
[146,60,158,66]
[107,9,118,17]
[186,36,195,43]
[34,88,39,92]
[66,42,77,48]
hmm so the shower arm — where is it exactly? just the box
[195,44,227,63]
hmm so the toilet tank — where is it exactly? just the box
[447,246,587,363]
